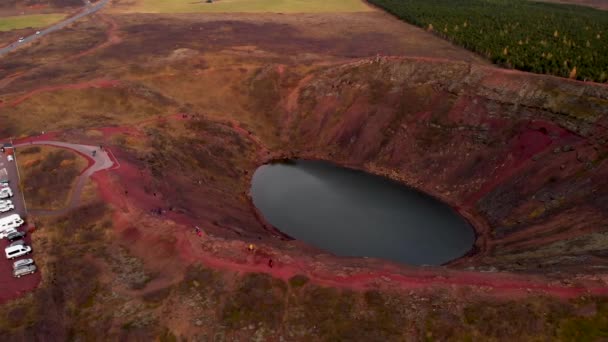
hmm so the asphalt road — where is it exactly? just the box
[0,147,39,304]
[0,0,109,58]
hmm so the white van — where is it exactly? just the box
[0,214,24,232]
[5,244,31,259]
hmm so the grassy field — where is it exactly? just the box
[110,0,372,13]
[0,14,65,32]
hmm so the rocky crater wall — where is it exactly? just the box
[273,57,608,274]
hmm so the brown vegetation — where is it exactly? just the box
[17,146,87,210]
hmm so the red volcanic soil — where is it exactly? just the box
[82,117,607,300]
[464,121,581,206]
[92,158,608,299]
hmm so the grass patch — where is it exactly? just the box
[0,14,66,32]
[111,0,372,13]
[558,299,608,340]
[221,273,287,329]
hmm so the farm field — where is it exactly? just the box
[0,13,66,32]
[369,0,608,82]
[108,0,372,13]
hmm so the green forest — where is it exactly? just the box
[369,0,608,83]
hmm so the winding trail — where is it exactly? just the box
[0,79,120,108]
[15,140,116,216]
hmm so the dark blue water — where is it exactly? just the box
[251,160,475,265]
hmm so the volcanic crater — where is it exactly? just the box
[241,56,608,275]
[2,7,608,338]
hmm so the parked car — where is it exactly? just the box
[18,37,24,43]
[5,245,31,259]
[7,155,13,162]
[35,31,41,35]
[0,228,17,239]
[12,258,34,270]
[9,239,25,247]
[0,188,12,199]
[13,265,36,278]
[6,230,25,242]
[0,199,12,205]
[0,203,14,213]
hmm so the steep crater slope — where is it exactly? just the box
[272,57,608,274]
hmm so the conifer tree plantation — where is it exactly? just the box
[369,0,608,82]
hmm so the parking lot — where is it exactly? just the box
[0,143,40,304]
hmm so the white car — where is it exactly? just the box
[7,155,13,162]
[35,31,41,35]
[0,203,14,213]
[6,230,25,241]
[18,37,24,43]
[13,258,34,270]
[5,244,31,259]
[0,228,18,239]
[0,189,12,199]
[0,199,11,206]
[13,265,36,278]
